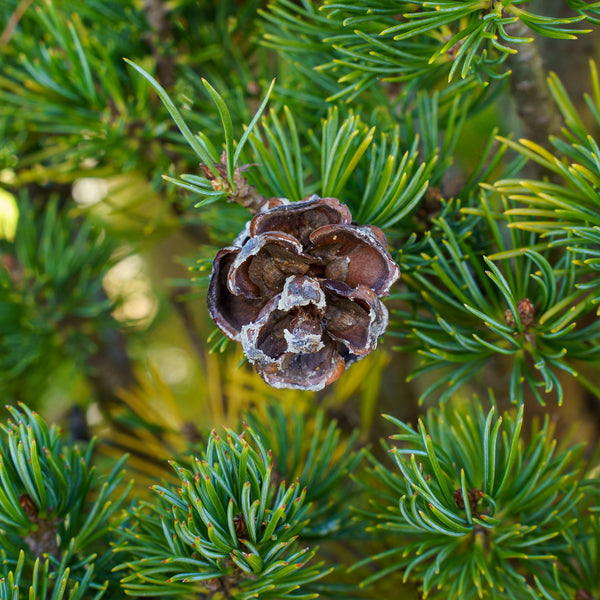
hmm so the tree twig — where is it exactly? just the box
[504,20,563,149]
[143,0,176,89]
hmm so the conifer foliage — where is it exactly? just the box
[1,1,600,599]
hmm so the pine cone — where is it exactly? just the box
[207,195,400,390]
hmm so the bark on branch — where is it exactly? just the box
[504,20,563,149]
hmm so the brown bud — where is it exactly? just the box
[233,512,248,539]
[504,298,535,329]
[200,151,266,212]
[20,494,38,519]
[453,487,484,514]
[516,298,535,328]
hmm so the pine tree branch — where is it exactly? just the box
[504,20,563,150]
[170,287,208,363]
[87,324,136,407]
[143,0,176,89]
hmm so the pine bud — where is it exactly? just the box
[504,298,535,329]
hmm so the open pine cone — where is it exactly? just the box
[207,195,400,391]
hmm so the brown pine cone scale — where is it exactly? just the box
[207,195,400,390]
